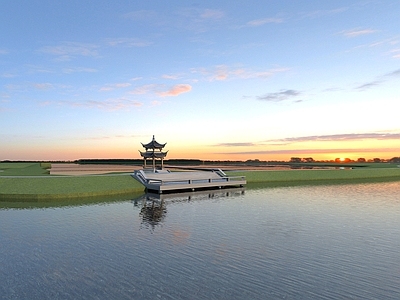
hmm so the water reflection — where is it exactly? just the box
[2,182,400,299]
[133,195,167,231]
[132,188,245,231]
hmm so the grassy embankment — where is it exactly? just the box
[229,167,400,189]
[0,163,143,202]
[1,162,400,203]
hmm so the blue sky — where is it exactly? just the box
[1,0,400,161]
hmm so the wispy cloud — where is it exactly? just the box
[354,67,400,91]
[100,83,132,92]
[389,49,400,59]
[257,89,301,102]
[301,7,348,19]
[105,38,152,47]
[245,17,283,27]
[124,8,225,33]
[41,98,143,111]
[79,134,138,141]
[129,83,192,97]
[355,80,382,91]
[157,84,192,97]
[129,84,160,95]
[200,9,224,20]
[385,68,400,76]
[340,28,378,38]
[267,133,400,144]
[1,72,16,78]
[62,67,98,74]
[39,42,99,61]
[123,10,159,22]
[217,147,398,156]
[214,142,256,147]
[192,65,289,81]
[33,83,53,90]
[0,49,9,55]
[162,74,181,80]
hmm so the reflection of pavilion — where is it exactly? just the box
[132,188,245,231]
[139,135,168,169]
[133,195,167,231]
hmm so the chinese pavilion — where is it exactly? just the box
[139,135,168,169]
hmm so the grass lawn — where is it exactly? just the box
[0,175,144,201]
[1,162,400,202]
[228,167,400,189]
[0,162,51,176]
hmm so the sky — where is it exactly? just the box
[1,0,400,162]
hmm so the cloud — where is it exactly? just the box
[192,65,289,81]
[200,9,224,19]
[129,83,192,97]
[355,80,382,91]
[34,83,53,90]
[0,49,9,55]
[354,67,400,91]
[340,28,378,38]
[385,68,400,76]
[123,10,158,22]
[391,49,400,59]
[257,89,301,102]
[173,8,227,33]
[129,84,160,95]
[80,134,138,141]
[301,7,348,19]
[214,142,256,147]
[217,147,398,156]
[39,42,99,61]
[162,74,181,80]
[1,72,16,78]
[105,38,152,47]
[157,84,192,97]
[267,133,400,144]
[246,18,283,27]
[62,67,98,74]
[42,98,143,111]
[100,83,132,91]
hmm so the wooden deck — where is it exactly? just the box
[132,168,246,193]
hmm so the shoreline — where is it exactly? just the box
[1,167,400,202]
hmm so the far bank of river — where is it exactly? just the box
[1,163,400,202]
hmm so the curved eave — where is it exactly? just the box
[139,150,168,159]
[141,141,167,150]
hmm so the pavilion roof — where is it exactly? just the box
[139,150,168,159]
[141,135,166,150]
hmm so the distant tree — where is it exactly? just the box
[357,158,366,162]
[290,157,302,163]
[389,157,400,163]
[373,158,381,163]
[303,157,314,163]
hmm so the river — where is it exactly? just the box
[1,181,400,299]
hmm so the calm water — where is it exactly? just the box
[1,182,400,299]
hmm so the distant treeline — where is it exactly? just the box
[76,159,143,165]
[75,158,204,165]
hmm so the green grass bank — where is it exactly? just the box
[228,167,400,188]
[0,175,144,201]
[1,163,400,202]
